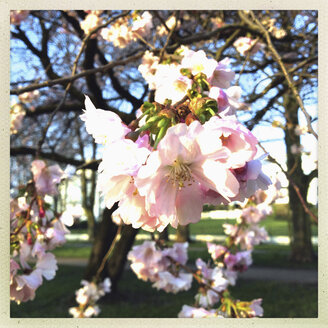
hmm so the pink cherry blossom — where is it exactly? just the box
[224,251,252,272]
[132,11,153,37]
[203,116,258,169]
[45,218,71,249]
[181,49,218,78]
[80,95,130,145]
[235,225,268,250]
[208,57,235,89]
[208,87,230,112]
[162,242,189,265]
[30,160,64,196]
[35,252,58,280]
[233,37,264,56]
[249,298,264,317]
[178,305,220,318]
[113,190,167,232]
[195,258,229,306]
[232,157,272,202]
[153,64,192,104]
[101,23,135,48]
[127,241,164,281]
[241,206,265,224]
[10,276,36,304]
[135,121,239,229]
[207,242,227,260]
[97,138,150,210]
[152,271,193,293]
[69,277,111,318]
[138,51,159,89]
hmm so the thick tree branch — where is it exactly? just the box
[10,146,84,167]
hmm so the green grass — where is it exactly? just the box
[51,240,318,271]
[52,241,92,258]
[11,265,318,318]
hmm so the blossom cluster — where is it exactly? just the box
[128,241,192,293]
[127,182,282,317]
[81,47,271,234]
[10,160,72,304]
[222,179,282,251]
[127,238,264,318]
[78,10,154,47]
[69,278,111,318]
[261,16,287,39]
[100,11,153,48]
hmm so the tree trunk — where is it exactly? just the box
[106,225,139,294]
[176,224,190,242]
[283,93,315,262]
[84,206,96,241]
[84,205,118,280]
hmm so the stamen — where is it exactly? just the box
[166,159,194,189]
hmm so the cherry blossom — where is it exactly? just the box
[135,121,239,228]
[80,13,102,35]
[153,271,193,293]
[233,37,263,56]
[208,57,235,89]
[249,299,264,317]
[31,160,65,196]
[157,15,180,36]
[131,11,153,37]
[181,49,218,78]
[178,305,221,318]
[69,278,111,318]
[80,95,130,145]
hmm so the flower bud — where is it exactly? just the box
[176,104,190,120]
[185,113,198,126]
[27,232,33,245]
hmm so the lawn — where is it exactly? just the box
[11,265,318,318]
[15,205,318,318]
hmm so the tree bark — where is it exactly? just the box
[283,92,315,262]
[176,224,190,242]
[84,205,118,280]
[106,225,139,294]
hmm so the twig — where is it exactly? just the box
[159,11,179,63]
